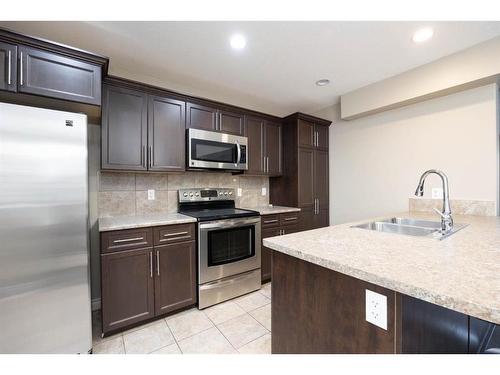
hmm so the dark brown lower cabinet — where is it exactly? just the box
[261,212,300,282]
[101,224,197,335]
[101,248,155,334]
[154,241,197,315]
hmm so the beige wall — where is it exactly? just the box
[341,36,500,119]
[315,83,499,225]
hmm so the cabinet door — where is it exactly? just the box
[313,209,329,229]
[298,119,315,148]
[265,121,282,176]
[186,102,217,131]
[18,46,101,105]
[298,147,314,209]
[219,109,244,135]
[102,85,148,170]
[154,241,197,315]
[0,42,17,92]
[314,149,329,212]
[315,124,329,150]
[101,248,154,334]
[261,227,281,282]
[245,116,265,175]
[148,95,186,171]
[299,208,314,232]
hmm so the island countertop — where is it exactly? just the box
[263,212,500,325]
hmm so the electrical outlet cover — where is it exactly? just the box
[147,189,155,200]
[237,188,242,197]
[261,187,267,196]
[432,187,443,199]
[365,289,387,330]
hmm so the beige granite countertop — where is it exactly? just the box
[263,212,500,324]
[241,205,301,215]
[99,213,196,232]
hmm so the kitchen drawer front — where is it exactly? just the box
[154,223,195,246]
[261,214,280,229]
[280,212,300,227]
[101,227,153,254]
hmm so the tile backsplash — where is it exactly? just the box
[98,171,269,218]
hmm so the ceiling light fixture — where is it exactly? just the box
[315,79,330,86]
[230,34,246,50]
[412,27,434,43]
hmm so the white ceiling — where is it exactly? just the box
[2,21,500,117]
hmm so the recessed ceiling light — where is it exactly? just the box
[315,79,330,86]
[230,34,246,50]
[412,27,434,43]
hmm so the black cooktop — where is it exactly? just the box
[179,207,259,222]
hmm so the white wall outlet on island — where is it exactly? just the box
[147,189,155,200]
[365,289,387,330]
[432,187,443,199]
[261,187,267,196]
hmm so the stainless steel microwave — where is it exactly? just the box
[187,128,248,171]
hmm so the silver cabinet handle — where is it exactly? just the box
[163,231,189,237]
[156,250,160,276]
[142,145,146,168]
[314,199,317,214]
[283,217,297,221]
[263,219,278,224]
[113,237,144,243]
[149,252,153,278]
[282,229,286,235]
[7,50,11,85]
[266,156,269,174]
[19,51,23,86]
[148,145,153,169]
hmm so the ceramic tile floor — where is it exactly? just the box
[92,283,272,354]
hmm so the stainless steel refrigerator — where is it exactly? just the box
[0,102,92,353]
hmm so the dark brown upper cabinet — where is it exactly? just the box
[298,118,329,150]
[186,102,217,131]
[245,116,265,174]
[245,116,282,176]
[187,101,245,136]
[18,46,101,105]
[0,42,17,92]
[102,85,148,171]
[265,121,282,176]
[101,248,155,334]
[218,109,244,135]
[154,240,197,316]
[148,95,186,172]
[270,113,331,231]
[102,82,187,172]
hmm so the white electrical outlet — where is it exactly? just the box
[147,189,155,200]
[365,289,387,330]
[237,188,242,197]
[432,187,443,199]
[261,187,267,196]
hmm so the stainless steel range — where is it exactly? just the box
[178,188,261,309]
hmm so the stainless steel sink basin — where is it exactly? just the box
[352,217,468,240]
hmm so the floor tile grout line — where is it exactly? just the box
[236,330,271,353]
[163,318,183,354]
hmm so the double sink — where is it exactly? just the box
[353,217,468,240]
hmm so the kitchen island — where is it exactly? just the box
[263,212,500,354]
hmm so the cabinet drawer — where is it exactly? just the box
[154,223,195,245]
[261,214,280,229]
[101,227,153,254]
[280,212,300,227]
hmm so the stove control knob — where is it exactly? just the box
[195,192,199,197]
[219,192,223,196]
[189,193,194,197]
[228,191,233,195]
[224,192,228,196]
[183,192,188,197]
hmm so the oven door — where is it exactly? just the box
[198,216,261,284]
[188,128,247,170]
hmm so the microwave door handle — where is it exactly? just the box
[236,141,241,166]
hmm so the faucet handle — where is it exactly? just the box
[432,207,445,218]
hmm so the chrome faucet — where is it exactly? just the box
[414,169,454,233]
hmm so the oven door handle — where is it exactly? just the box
[236,140,241,166]
[199,217,261,230]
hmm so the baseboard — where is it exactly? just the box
[91,298,101,311]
